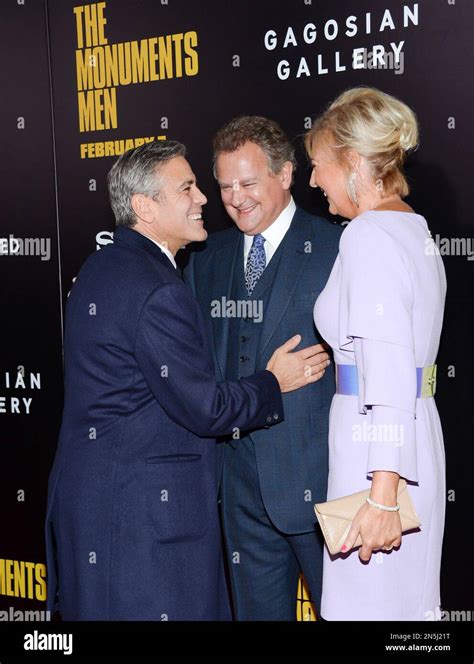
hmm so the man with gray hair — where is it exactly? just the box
[45,140,329,620]
[186,117,342,620]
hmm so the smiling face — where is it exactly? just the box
[215,141,292,235]
[308,133,358,220]
[132,156,208,254]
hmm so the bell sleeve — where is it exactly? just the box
[338,216,418,483]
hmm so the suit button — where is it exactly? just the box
[273,412,279,420]
[240,335,248,343]
[239,356,249,363]
[266,415,272,423]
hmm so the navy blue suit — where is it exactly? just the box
[45,226,283,620]
[186,207,342,619]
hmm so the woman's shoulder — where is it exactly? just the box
[339,211,387,247]
[341,210,427,243]
[339,210,426,267]
[350,208,424,225]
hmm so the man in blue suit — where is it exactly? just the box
[186,117,342,620]
[45,140,330,621]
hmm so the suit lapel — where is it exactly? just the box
[257,209,314,361]
[211,231,243,379]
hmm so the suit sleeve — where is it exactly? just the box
[135,280,284,437]
[339,217,418,482]
[183,250,197,295]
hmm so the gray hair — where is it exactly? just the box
[107,140,186,228]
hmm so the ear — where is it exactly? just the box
[346,150,361,172]
[131,193,155,224]
[279,161,294,190]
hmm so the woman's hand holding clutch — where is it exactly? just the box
[341,470,403,562]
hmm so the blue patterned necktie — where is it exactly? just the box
[245,233,266,296]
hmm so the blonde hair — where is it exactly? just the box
[305,87,419,197]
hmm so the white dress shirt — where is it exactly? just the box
[243,197,296,269]
[141,233,177,270]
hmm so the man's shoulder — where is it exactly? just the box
[187,225,240,264]
[203,224,240,248]
[294,206,343,242]
[71,236,179,304]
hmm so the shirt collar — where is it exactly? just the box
[244,197,296,255]
[141,233,177,270]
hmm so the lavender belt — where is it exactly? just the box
[335,364,437,399]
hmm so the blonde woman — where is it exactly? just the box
[308,87,446,620]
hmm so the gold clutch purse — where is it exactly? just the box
[314,479,421,556]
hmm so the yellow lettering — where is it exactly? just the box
[184,31,199,76]
[96,2,108,45]
[78,90,95,131]
[172,33,184,77]
[73,6,85,49]
[35,564,47,601]
[74,3,108,48]
[75,49,94,91]
[25,561,35,599]
[92,46,106,88]
[0,560,49,599]
[5,560,14,596]
[0,558,5,595]
[13,560,25,598]
[104,141,115,156]
[149,38,159,81]
[105,43,119,87]
[131,40,150,83]
[158,35,173,79]
[78,88,117,132]
[103,87,117,129]
[118,42,132,85]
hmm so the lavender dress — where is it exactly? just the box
[314,211,447,621]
